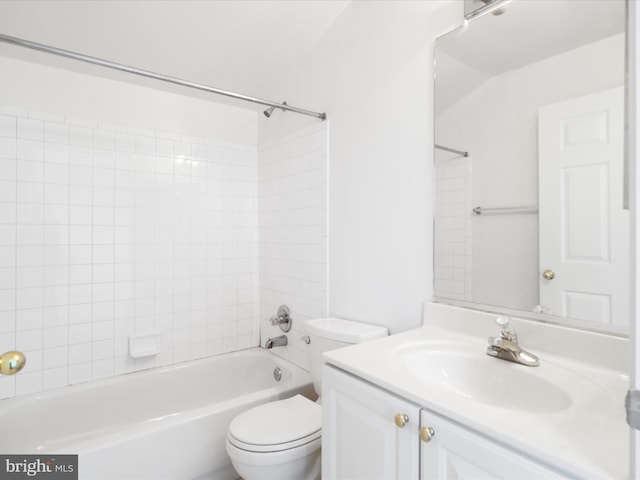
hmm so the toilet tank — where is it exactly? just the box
[303,317,388,397]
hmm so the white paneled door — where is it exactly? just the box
[538,87,629,326]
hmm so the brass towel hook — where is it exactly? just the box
[0,351,26,375]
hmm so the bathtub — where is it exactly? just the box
[0,348,315,479]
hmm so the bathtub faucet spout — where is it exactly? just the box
[265,335,288,349]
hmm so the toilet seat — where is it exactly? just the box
[227,395,321,453]
[228,430,321,453]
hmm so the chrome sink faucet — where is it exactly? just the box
[486,316,539,367]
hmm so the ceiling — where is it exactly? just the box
[0,0,349,109]
[438,0,625,76]
[435,0,625,114]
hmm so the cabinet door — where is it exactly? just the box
[420,410,572,479]
[323,365,421,480]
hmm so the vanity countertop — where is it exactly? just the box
[323,303,629,479]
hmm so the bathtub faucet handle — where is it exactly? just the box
[270,305,292,332]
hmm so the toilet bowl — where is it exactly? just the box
[225,317,388,480]
[226,395,321,480]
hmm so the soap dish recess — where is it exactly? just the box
[129,331,161,358]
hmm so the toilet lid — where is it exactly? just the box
[228,395,321,447]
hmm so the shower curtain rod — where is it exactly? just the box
[435,144,469,157]
[0,33,327,121]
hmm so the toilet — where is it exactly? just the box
[226,317,388,480]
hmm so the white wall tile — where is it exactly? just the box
[16,308,41,331]
[69,284,91,304]
[43,366,68,391]
[1,104,261,400]
[92,358,114,379]
[15,370,43,396]
[44,163,68,184]
[17,161,44,183]
[17,118,43,141]
[434,157,472,301]
[69,185,92,206]
[16,329,43,351]
[0,115,16,138]
[69,303,91,324]
[17,140,43,162]
[0,138,16,159]
[69,246,91,265]
[0,158,18,181]
[44,326,68,348]
[69,126,93,147]
[44,122,69,145]
[69,146,91,166]
[44,143,69,165]
[115,133,135,153]
[0,180,16,203]
[92,301,113,322]
[44,305,68,327]
[16,204,43,225]
[43,285,68,307]
[43,346,68,368]
[68,362,91,384]
[69,165,92,186]
[258,124,328,369]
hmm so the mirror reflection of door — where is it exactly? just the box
[433,0,627,331]
[538,87,629,326]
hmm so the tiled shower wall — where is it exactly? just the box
[0,105,259,399]
[258,124,328,370]
[434,155,472,301]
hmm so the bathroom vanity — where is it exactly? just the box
[322,303,629,479]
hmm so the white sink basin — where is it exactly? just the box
[390,341,604,413]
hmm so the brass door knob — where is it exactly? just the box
[542,269,555,280]
[420,427,435,442]
[0,351,26,375]
[394,414,409,428]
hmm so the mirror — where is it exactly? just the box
[434,0,628,333]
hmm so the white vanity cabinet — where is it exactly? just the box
[322,364,421,479]
[323,365,573,480]
[419,409,572,479]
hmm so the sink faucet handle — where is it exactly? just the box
[495,316,517,342]
[496,316,510,327]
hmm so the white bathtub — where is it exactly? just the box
[0,348,315,479]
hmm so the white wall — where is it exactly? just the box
[436,33,625,311]
[0,57,257,145]
[0,57,261,399]
[260,0,462,334]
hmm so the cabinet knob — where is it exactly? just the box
[394,413,409,428]
[420,426,435,442]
